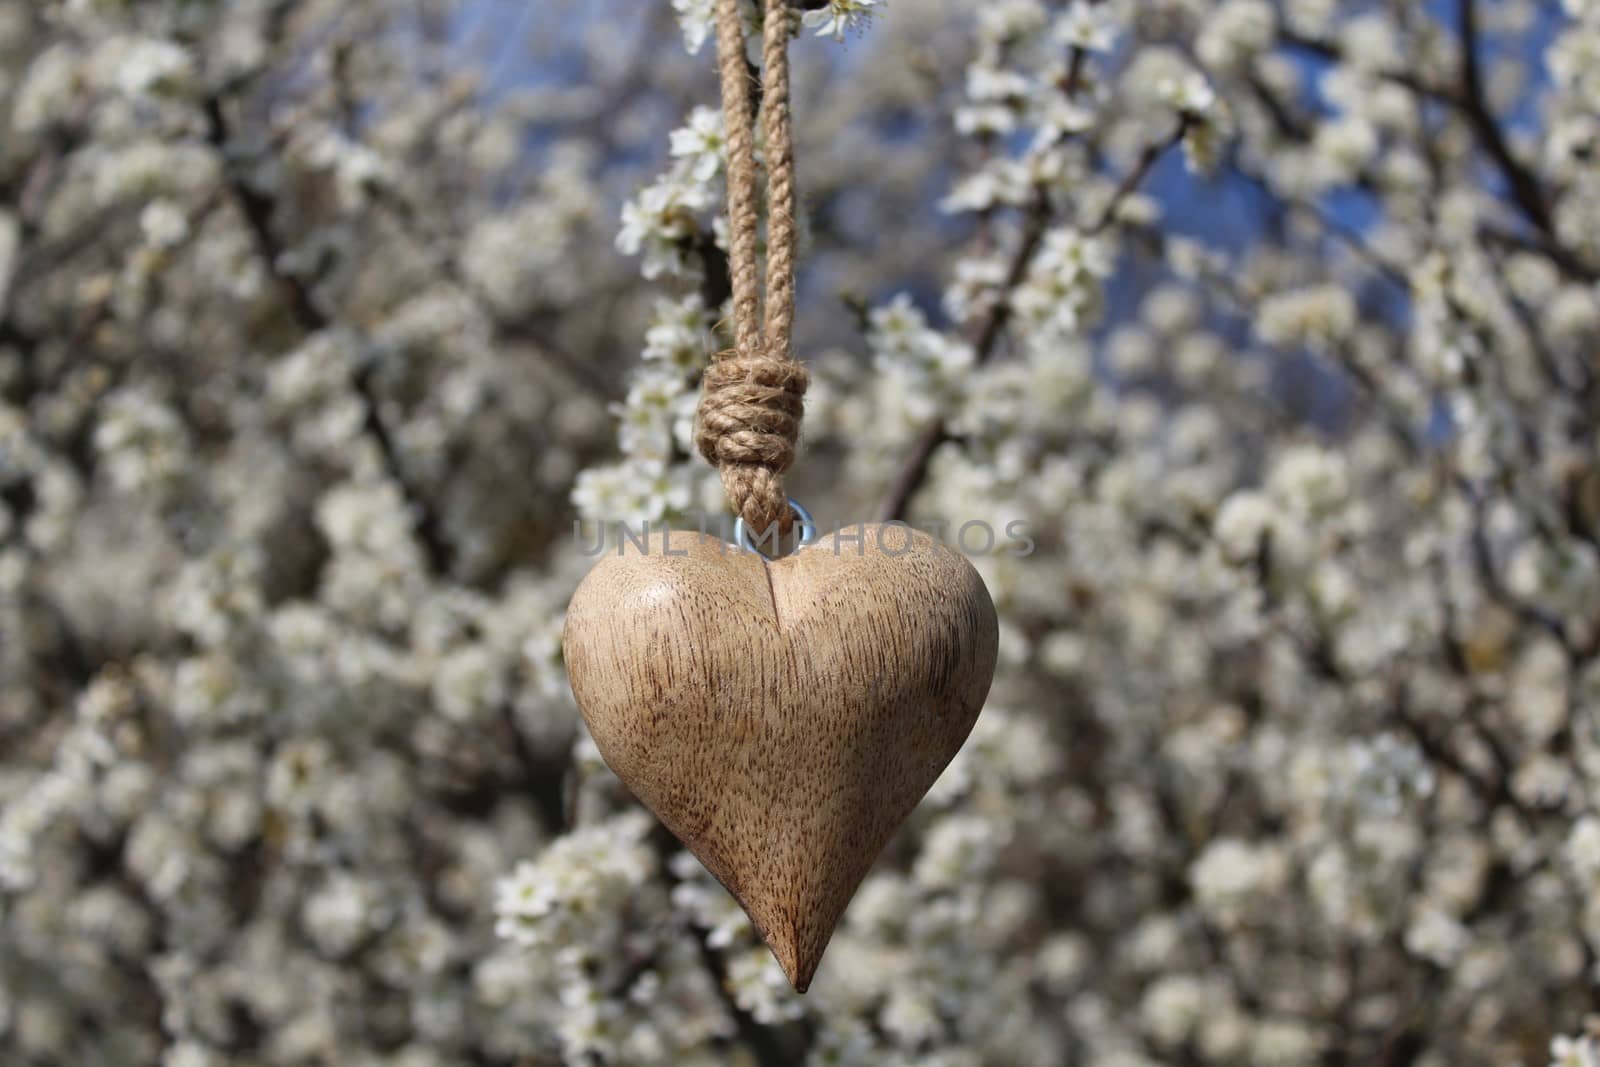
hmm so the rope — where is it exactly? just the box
[696,0,809,537]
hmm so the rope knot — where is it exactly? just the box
[695,348,809,532]
[696,348,808,471]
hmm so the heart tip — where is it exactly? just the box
[780,963,814,995]
[772,943,820,995]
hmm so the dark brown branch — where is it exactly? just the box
[1280,16,1596,281]
[691,934,796,1066]
[1230,168,1410,296]
[1456,0,1558,242]
[694,230,735,318]
[201,93,455,576]
[1246,73,1311,143]
[499,705,568,832]
[1276,29,1453,102]
[1088,117,1191,234]
[654,825,803,1066]
[1477,223,1598,283]
[879,198,1050,521]
[877,425,947,524]
[370,187,619,401]
[1458,475,1573,648]
[881,120,1188,521]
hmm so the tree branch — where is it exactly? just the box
[1456,0,1558,243]
[878,197,1050,521]
[370,188,620,401]
[201,93,455,576]
[1279,13,1596,281]
[499,705,568,832]
[1088,117,1191,234]
[880,119,1187,521]
[654,826,805,1066]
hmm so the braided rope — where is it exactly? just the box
[696,0,809,537]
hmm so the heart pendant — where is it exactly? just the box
[563,524,998,991]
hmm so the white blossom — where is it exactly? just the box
[668,106,727,184]
[802,0,883,42]
[4,4,1599,1065]
[1054,2,1118,53]
[672,0,717,53]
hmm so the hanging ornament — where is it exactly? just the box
[563,0,998,992]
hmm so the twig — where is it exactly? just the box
[1087,116,1191,234]
[1457,475,1573,648]
[499,705,568,832]
[1276,29,1454,103]
[201,93,455,575]
[654,826,801,1066]
[1456,0,1558,244]
[371,187,619,401]
[880,118,1189,521]
[1276,18,1597,282]
[1477,224,1598,283]
[878,197,1051,521]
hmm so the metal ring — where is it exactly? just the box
[734,497,816,558]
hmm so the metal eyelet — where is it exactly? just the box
[733,498,817,558]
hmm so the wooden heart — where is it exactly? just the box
[563,524,998,991]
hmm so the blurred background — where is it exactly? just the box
[3,1,1600,1065]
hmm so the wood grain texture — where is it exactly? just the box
[563,525,998,992]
